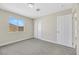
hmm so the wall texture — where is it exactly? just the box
[34,9,72,45]
[76,4,79,55]
[34,15,57,43]
[0,9,34,46]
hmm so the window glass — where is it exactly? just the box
[8,16,24,32]
[18,19,24,26]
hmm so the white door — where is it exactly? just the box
[37,20,42,39]
[34,19,42,39]
[57,14,73,47]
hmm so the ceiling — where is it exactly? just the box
[0,3,73,19]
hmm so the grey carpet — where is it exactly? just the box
[0,38,76,55]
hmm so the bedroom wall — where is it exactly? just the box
[34,14,57,43]
[34,9,72,45]
[76,4,79,55]
[0,9,34,46]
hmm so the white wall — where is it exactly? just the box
[34,15,57,43]
[71,4,79,54]
[0,9,34,46]
[34,16,56,42]
[34,9,73,46]
[75,4,79,55]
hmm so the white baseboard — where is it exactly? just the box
[0,36,34,47]
[35,37,74,48]
[36,37,57,44]
[0,37,74,49]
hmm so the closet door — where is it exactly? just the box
[57,14,72,47]
[34,19,42,39]
[37,20,42,39]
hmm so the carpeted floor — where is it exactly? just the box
[0,38,76,55]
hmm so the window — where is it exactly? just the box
[8,16,24,32]
[17,19,24,31]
